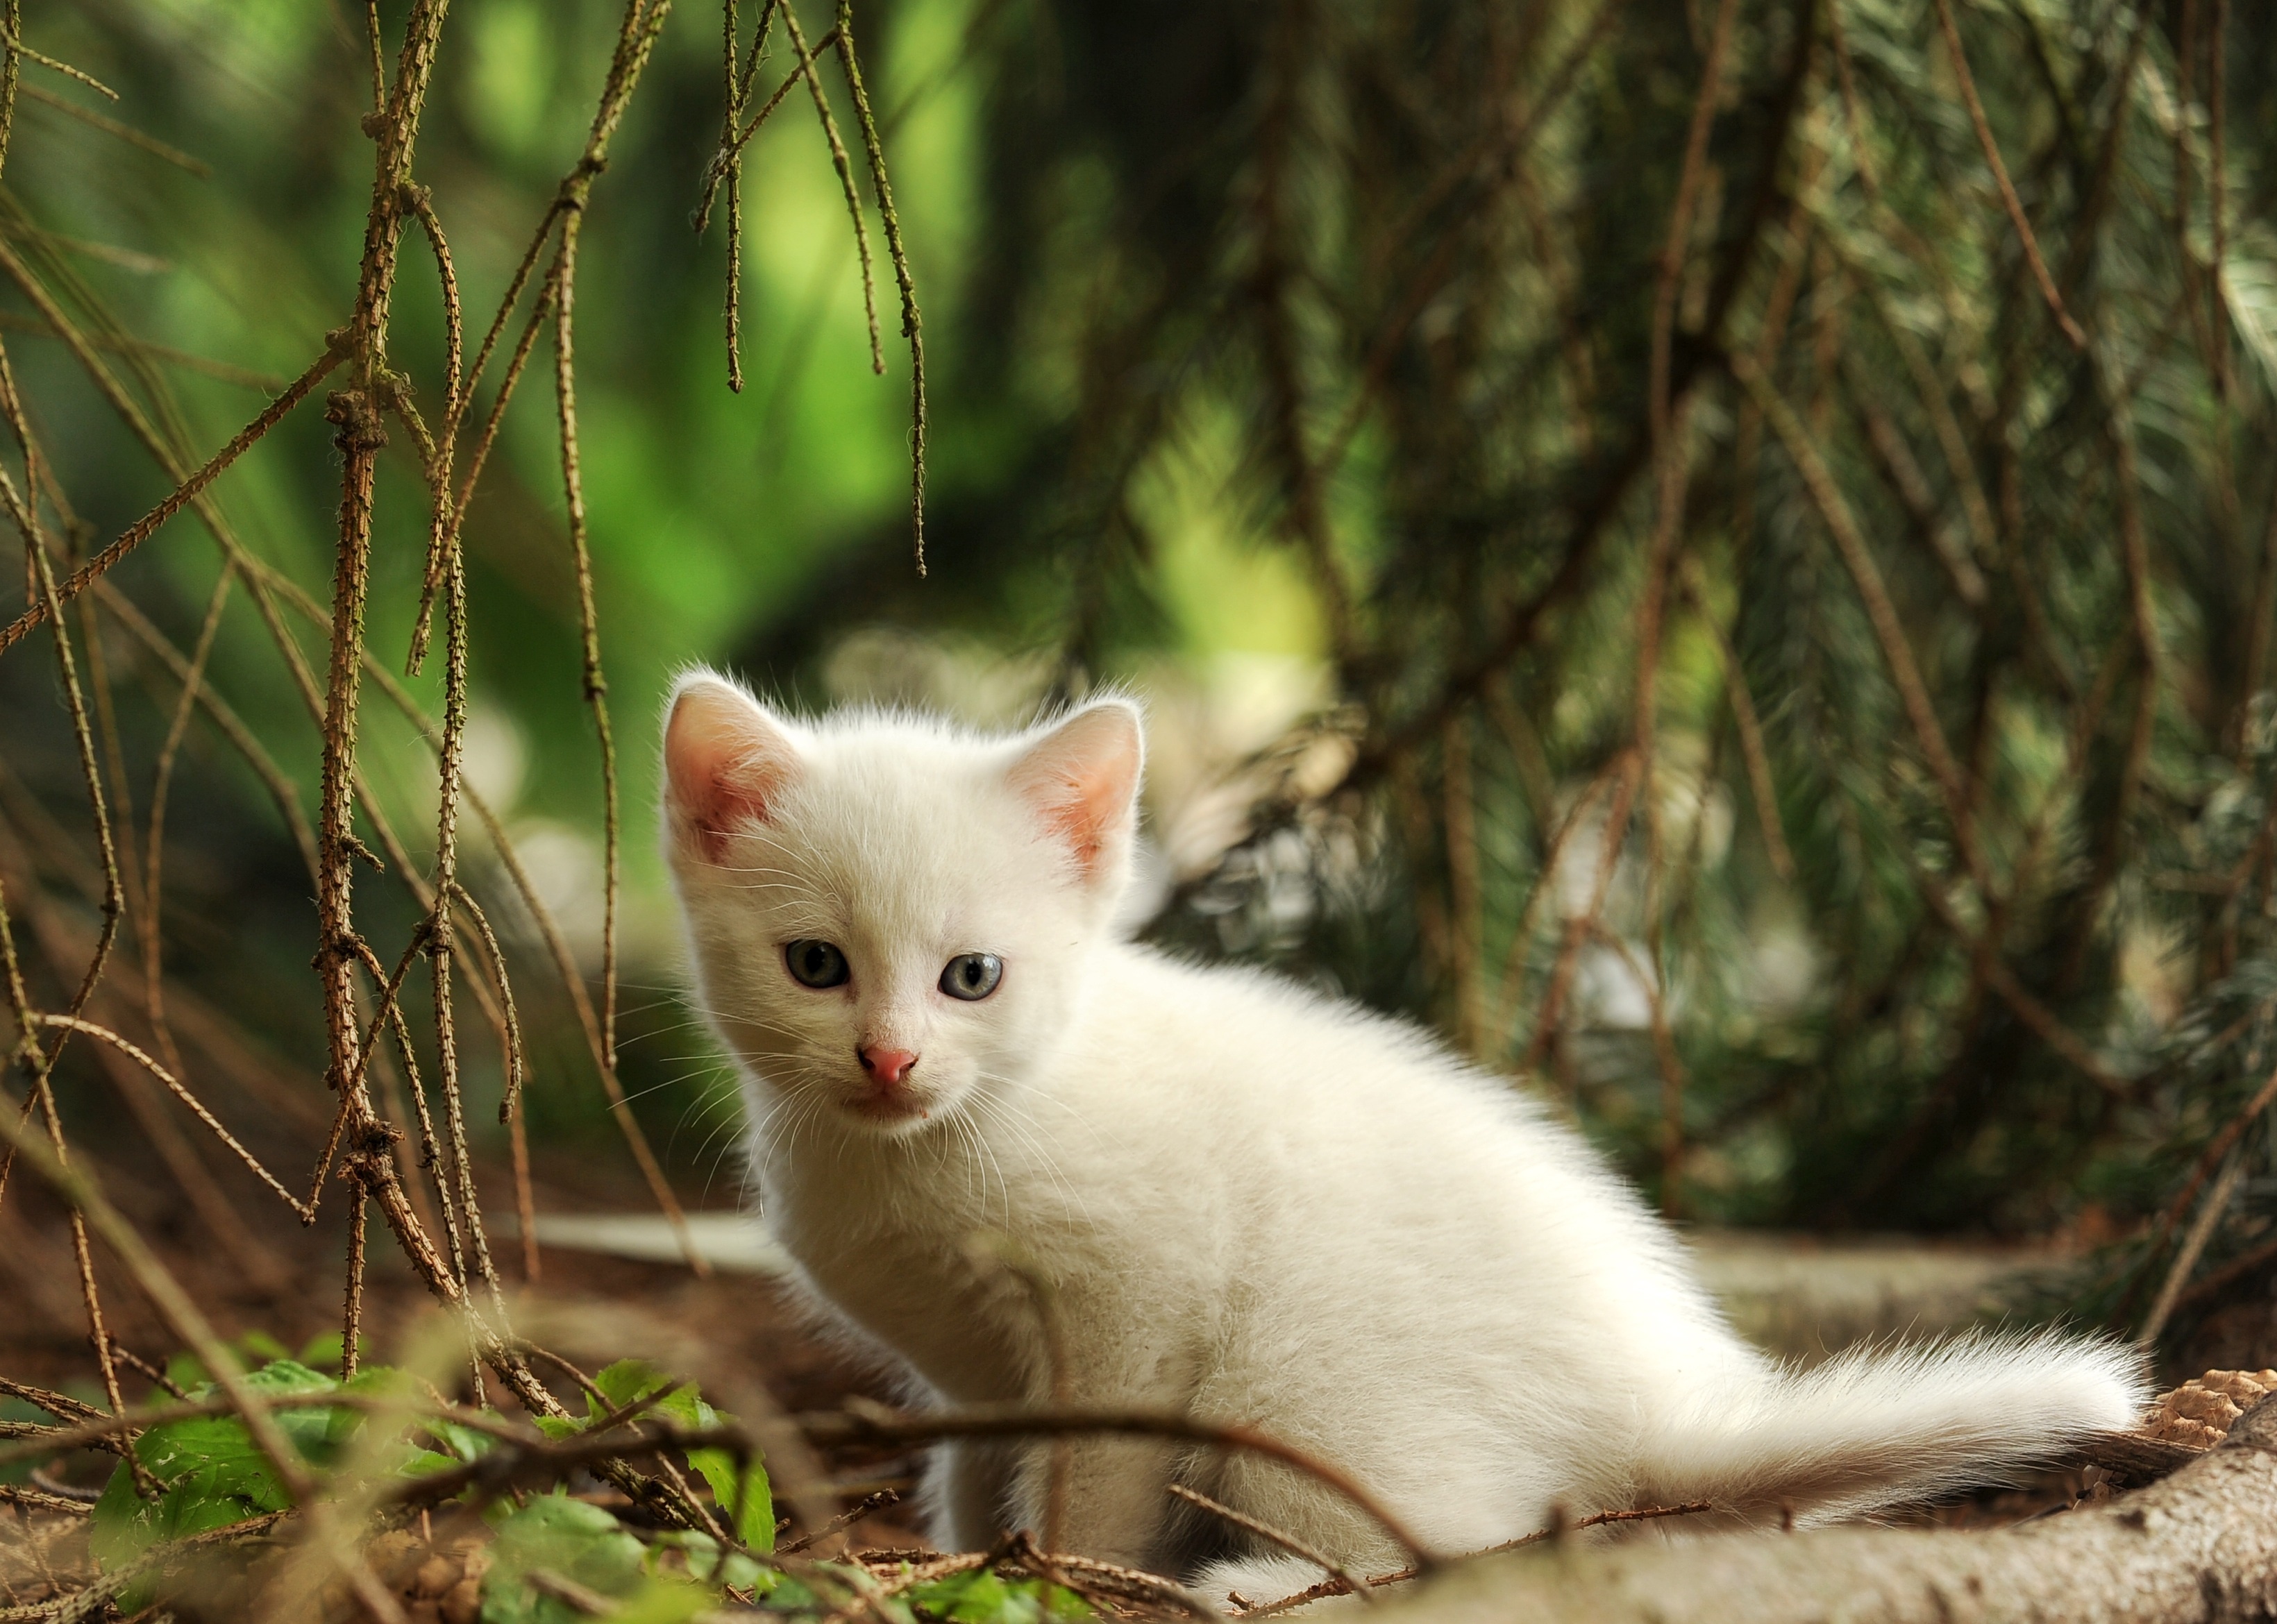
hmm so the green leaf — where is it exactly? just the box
[92,1358,348,1575]
[0,1399,44,1487]
[580,1362,773,1551]
[237,1331,293,1365]
[483,1493,650,1624]
[589,1360,671,1416]
[606,1579,715,1624]
[684,1443,773,1551]
[907,1572,1089,1624]
[296,1331,373,1376]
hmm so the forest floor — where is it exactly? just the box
[1,1149,2264,1620]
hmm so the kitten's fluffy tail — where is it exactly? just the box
[1634,1328,2148,1525]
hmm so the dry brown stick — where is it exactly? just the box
[695,23,839,239]
[1251,5,1359,675]
[271,576,706,1273]
[419,882,527,1270]
[0,335,337,657]
[716,0,750,391]
[1519,752,1641,1079]
[0,25,110,100]
[833,0,927,570]
[0,254,428,987]
[1679,561,1794,881]
[0,414,120,1044]
[2145,1058,2277,1261]
[2174,1231,2277,1313]
[1927,0,2085,348]
[1907,865,2126,1095]
[2057,362,2162,994]
[0,809,286,1287]
[1170,1482,1376,1604]
[1238,1502,1718,1616]
[3,443,139,1453]
[90,579,317,879]
[426,534,506,1326]
[1486,751,1620,1056]
[778,1488,902,1557]
[34,1015,307,1218]
[551,242,621,1108]
[312,0,468,1499]
[19,82,208,175]
[403,1397,1442,1571]
[526,0,706,1277]
[1649,0,1740,452]
[342,1188,367,1382]
[1588,920,1691,1218]
[402,183,462,417]
[408,266,556,675]
[0,309,278,391]
[2137,1147,2246,1346]
[142,564,233,1085]
[0,1095,405,1624]
[348,938,472,1305]
[777,0,880,374]
[1442,716,1486,1054]
[1318,0,1621,477]
[0,1380,578,1473]
[1728,348,1990,896]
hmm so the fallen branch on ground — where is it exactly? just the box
[1377,1396,2277,1624]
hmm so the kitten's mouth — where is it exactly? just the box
[846,1088,930,1126]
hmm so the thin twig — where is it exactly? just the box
[1927,0,2085,348]
[1170,1483,1375,1605]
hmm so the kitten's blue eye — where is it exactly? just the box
[784,940,850,989]
[939,952,1003,1001]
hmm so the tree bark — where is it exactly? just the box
[1390,1398,2277,1623]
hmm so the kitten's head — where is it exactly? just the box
[661,672,1144,1138]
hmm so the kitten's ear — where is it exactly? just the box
[664,675,801,863]
[1009,700,1144,884]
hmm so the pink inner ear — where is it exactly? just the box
[1010,704,1142,879]
[666,682,798,862]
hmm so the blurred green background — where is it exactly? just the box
[7,0,2277,1357]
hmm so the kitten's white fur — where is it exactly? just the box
[661,673,2144,1600]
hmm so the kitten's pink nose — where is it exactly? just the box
[859,1044,918,1087]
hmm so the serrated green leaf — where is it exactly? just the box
[580,1362,773,1550]
[483,1493,650,1624]
[686,1444,773,1551]
[589,1359,671,1416]
[91,1357,355,1578]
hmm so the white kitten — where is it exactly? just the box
[660,673,2144,1601]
